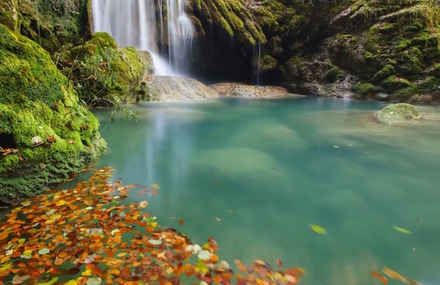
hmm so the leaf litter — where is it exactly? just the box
[0,168,305,285]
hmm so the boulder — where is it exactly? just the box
[142,75,220,102]
[0,24,106,203]
[376,103,420,124]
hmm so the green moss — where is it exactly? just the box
[260,55,277,72]
[17,0,89,53]
[351,83,377,95]
[376,103,420,124]
[56,32,151,106]
[382,75,411,92]
[0,23,105,203]
[0,0,20,31]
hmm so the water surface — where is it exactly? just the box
[94,97,440,285]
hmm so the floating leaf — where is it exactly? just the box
[67,268,80,275]
[197,250,212,260]
[215,217,222,222]
[64,280,78,285]
[12,274,30,284]
[382,267,408,282]
[370,271,388,284]
[81,269,92,277]
[139,201,149,208]
[37,277,58,285]
[148,239,162,245]
[178,219,185,225]
[276,258,284,268]
[393,226,411,234]
[86,277,102,285]
[309,224,327,235]
[38,248,50,255]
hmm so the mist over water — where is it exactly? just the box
[94,97,440,285]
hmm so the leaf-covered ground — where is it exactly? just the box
[0,168,305,285]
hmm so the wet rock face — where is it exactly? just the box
[376,103,420,124]
[187,0,440,102]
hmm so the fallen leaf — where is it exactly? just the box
[310,224,327,235]
[139,201,149,208]
[370,271,389,284]
[276,258,284,268]
[393,226,411,234]
[38,248,50,255]
[383,267,408,282]
[178,219,185,225]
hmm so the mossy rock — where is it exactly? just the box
[0,0,20,31]
[56,32,153,106]
[0,23,106,203]
[18,0,89,53]
[376,103,420,124]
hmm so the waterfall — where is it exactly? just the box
[253,42,261,86]
[164,0,194,74]
[91,0,194,76]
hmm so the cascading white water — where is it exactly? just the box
[91,0,194,76]
[164,0,194,74]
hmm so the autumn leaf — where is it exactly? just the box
[370,270,389,284]
[276,258,284,268]
[139,200,149,208]
[178,219,185,225]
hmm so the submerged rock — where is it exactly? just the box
[376,103,420,124]
[194,147,284,185]
[142,75,220,102]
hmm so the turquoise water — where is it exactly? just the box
[94,97,440,285]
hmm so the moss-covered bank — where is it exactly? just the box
[0,23,106,203]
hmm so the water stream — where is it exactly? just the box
[91,0,194,75]
[93,97,440,285]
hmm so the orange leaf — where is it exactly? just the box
[370,271,389,284]
[276,258,284,268]
[178,219,185,225]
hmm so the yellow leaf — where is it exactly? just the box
[65,280,78,285]
[0,263,12,271]
[37,277,58,285]
[310,224,327,235]
[116,252,127,258]
[56,200,66,206]
[82,269,92,276]
[23,249,32,256]
[393,226,411,234]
